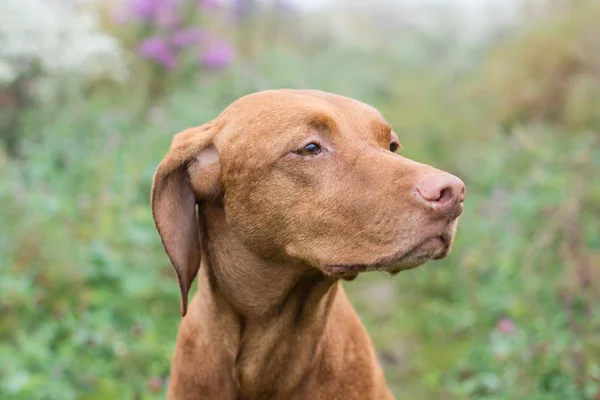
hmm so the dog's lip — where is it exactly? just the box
[323,233,451,276]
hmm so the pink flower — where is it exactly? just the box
[129,0,181,26]
[198,0,219,11]
[496,318,515,334]
[137,36,178,69]
[154,5,181,28]
[232,0,251,20]
[130,0,162,20]
[199,41,235,70]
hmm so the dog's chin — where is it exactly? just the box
[323,234,453,280]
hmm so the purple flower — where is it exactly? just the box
[155,5,181,28]
[232,0,253,20]
[138,36,178,69]
[171,28,208,48]
[496,318,515,334]
[198,0,219,11]
[129,0,180,26]
[199,41,235,70]
[130,0,161,20]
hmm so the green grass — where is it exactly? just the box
[1,34,600,400]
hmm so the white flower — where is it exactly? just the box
[0,0,127,88]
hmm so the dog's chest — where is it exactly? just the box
[233,321,321,399]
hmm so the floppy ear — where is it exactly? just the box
[151,124,220,316]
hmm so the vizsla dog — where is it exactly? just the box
[151,89,466,399]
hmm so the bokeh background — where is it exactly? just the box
[1,0,599,398]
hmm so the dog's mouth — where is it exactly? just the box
[322,233,452,279]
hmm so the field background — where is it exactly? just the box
[1,0,599,398]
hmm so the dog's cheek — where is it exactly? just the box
[223,186,293,261]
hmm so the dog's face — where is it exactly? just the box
[218,90,465,278]
[152,90,465,314]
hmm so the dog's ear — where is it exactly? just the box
[151,123,221,316]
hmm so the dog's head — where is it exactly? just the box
[152,90,466,315]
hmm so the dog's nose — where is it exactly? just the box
[415,173,466,218]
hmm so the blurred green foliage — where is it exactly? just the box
[1,0,600,399]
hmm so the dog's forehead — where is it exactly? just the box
[284,89,379,112]
[216,90,391,145]
[231,89,384,119]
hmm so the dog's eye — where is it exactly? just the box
[389,142,400,153]
[296,143,321,156]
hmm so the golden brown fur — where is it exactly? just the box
[151,89,466,399]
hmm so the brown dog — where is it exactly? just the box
[151,89,465,399]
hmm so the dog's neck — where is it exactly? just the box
[199,201,336,317]
[196,201,339,396]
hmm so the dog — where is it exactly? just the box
[151,89,466,399]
